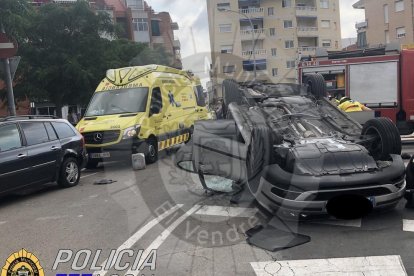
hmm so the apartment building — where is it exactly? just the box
[207,0,342,96]
[353,0,414,47]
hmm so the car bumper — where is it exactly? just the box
[86,138,147,160]
[255,155,406,216]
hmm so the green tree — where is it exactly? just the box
[130,45,174,67]
[0,0,32,42]
[13,1,146,116]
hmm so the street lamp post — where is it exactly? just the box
[218,8,257,81]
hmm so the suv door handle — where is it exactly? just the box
[51,146,61,151]
[17,153,27,159]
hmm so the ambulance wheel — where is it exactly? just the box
[305,74,327,100]
[146,137,158,164]
[362,118,402,160]
[222,79,242,118]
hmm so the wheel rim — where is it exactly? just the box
[149,143,156,157]
[66,161,79,184]
[364,126,383,159]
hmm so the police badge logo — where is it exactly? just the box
[1,249,44,276]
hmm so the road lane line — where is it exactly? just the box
[250,255,407,276]
[403,219,414,232]
[80,172,98,179]
[195,205,257,218]
[125,204,202,276]
[92,204,183,276]
[0,221,7,225]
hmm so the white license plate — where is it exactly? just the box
[90,152,111,159]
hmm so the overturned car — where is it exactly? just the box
[176,75,406,218]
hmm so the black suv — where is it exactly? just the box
[0,116,88,195]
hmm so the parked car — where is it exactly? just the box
[76,64,210,169]
[0,116,88,195]
[176,75,406,218]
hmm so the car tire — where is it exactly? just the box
[361,118,402,160]
[86,159,99,170]
[222,79,242,118]
[305,74,327,100]
[145,137,158,164]
[58,157,81,188]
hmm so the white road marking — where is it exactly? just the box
[125,204,202,276]
[250,255,407,276]
[80,172,98,179]
[35,215,68,221]
[92,204,183,276]
[0,43,14,49]
[311,218,362,228]
[195,205,257,218]
[403,219,414,232]
[89,194,99,198]
[0,221,7,225]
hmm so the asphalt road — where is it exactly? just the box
[2,145,414,276]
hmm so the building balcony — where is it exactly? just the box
[242,49,267,58]
[239,7,265,17]
[240,28,267,41]
[297,26,319,37]
[298,46,317,54]
[355,21,368,29]
[295,6,317,17]
[173,40,181,50]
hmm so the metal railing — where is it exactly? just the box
[295,6,317,11]
[240,28,266,36]
[297,26,318,32]
[239,7,265,14]
[242,49,267,56]
[298,47,317,52]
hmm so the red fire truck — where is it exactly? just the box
[298,46,414,134]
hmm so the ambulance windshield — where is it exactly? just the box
[85,88,149,117]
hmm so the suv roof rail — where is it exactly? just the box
[0,115,60,122]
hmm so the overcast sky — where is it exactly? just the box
[147,0,365,71]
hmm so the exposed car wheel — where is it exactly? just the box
[85,159,99,170]
[222,79,242,117]
[361,118,402,160]
[305,74,327,100]
[58,157,80,188]
[145,137,158,164]
[405,157,414,206]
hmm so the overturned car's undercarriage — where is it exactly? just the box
[176,75,406,220]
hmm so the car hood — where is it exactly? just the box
[76,113,144,133]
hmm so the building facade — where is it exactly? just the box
[353,0,414,47]
[207,0,342,96]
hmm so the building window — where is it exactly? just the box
[220,45,233,54]
[321,20,330,28]
[285,40,294,48]
[286,60,295,68]
[384,4,389,24]
[397,27,406,38]
[282,0,292,8]
[269,28,276,36]
[223,65,236,74]
[395,0,404,12]
[126,0,143,9]
[271,48,277,56]
[272,68,278,76]
[219,24,232,33]
[385,30,390,43]
[322,39,332,47]
[284,20,293,28]
[320,0,329,9]
[268,7,274,15]
[132,18,148,32]
[243,59,267,71]
[217,3,230,11]
[151,20,161,36]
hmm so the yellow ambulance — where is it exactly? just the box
[76,65,210,168]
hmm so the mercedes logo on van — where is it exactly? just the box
[94,133,103,142]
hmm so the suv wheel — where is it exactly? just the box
[146,137,158,164]
[58,157,81,188]
[305,74,327,100]
[361,118,402,160]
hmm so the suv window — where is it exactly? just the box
[21,122,49,146]
[44,122,58,140]
[150,87,163,114]
[0,124,22,152]
[194,85,206,107]
[52,122,76,139]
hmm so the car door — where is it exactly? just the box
[148,87,167,138]
[191,120,248,183]
[0,123,30,193]
[20,121,61,185]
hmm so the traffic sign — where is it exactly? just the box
[0,33,18,59]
